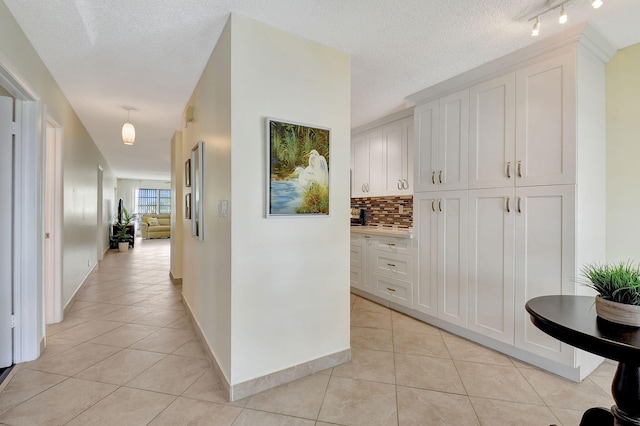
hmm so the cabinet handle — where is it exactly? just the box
[387,263,396,267]
[431,199,435,212]
[431,171,436,185]
[517,197,522,214]
[364,235,371,239]
[361,183,365,192]
[517,161,522,178]
[506,197,511,213]
[439,170,443,184]
[402,179,409,189]
[506,162,511,179]
[386,287,396,292]
[387,243,396,247]
[438,199,443,212]
[397,180,402,190]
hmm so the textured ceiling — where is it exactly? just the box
[4,0,640,180]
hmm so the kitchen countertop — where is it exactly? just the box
[350,225,413,238]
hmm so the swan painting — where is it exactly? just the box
[267,118,330,216]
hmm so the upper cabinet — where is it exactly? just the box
[352,115,413,197]
[414,90,469,192]
[468,53,576,189]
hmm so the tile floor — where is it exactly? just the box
[0,238,617,425]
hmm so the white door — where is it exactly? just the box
[413,193,438,316]
[402,117,413,193]
[413,100,439,192]
[438,89,469,191]
[382,121,403,195]
[514,185,575,364]
[468,188,515,344]
[437,191,468,327]
[0,96,14,368]
[515,53,576,187]
[351,134,368,196]
[469,73,516,189]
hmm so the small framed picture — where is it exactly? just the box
[185,193,191,219]
[185,159,191,187]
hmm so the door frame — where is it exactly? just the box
[44,115,63,324]
[1,56,43,363]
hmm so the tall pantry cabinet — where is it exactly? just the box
[409,24,615,380]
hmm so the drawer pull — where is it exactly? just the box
[387,243,396,247]
[386,287,396,292]
[387,263,396,267]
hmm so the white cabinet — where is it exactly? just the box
[414,191,468,327]
[350,233,373,293]
[350,232,414,308]
[414,90,469,192]
[352,130,383,196]
[382,118,413,195]
[514,185,575,363]
[352,116,413,197]
[469,54,576,189]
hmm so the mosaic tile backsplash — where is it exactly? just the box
[351,195,413,228]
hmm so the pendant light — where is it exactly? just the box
[531,17,541,36]
[559,6,567,24]
[122,107,136,145]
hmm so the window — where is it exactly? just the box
[138,189,171,214]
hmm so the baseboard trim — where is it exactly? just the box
[62,262,98,316]
[169,271,182,285]
[182,297,351,402]
[230,348,351,401]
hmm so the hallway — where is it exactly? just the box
[0,239,617,425]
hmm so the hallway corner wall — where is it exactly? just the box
[170,130,184,280]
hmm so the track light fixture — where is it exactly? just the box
[559,6,567,24]
[532,17,541,36]
[528,0,603,37]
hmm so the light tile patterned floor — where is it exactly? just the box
[0,238,617,425]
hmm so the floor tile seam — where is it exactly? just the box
[69,346,127,378]
[58,381,122,426]
[467,394,565,424]
[142,394,184,426]
[242,405,324,423]
[509,360,559,409]
[0,371,69,416]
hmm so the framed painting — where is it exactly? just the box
[185,159,191,187]
[185,193,191,219]
[191,141,204,240]
[265,118,330,217]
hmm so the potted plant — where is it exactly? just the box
[581,261,640,326]
[114,206,133,252]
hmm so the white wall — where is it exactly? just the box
[181,18,233,380]
[606,43,640,262]
[181,14,351,387]
[229,15,351,384]
[0,1,116,358]
[170,131,183,280]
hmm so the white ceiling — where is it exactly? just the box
[4,0,640,181]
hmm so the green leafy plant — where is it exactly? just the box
[114,207,132,243]
[580,262,640,306]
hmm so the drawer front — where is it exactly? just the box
[350,233,362,247]
[373,274,413,308]
[371,251,412,281]
[372,236,412,255]
[350,267,363,290]
[351,244,363,268]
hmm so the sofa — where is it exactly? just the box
[140,214,171,239]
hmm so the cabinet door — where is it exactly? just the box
[438,89,469,191]
[403,117,414,193]
[437,191,469,327]
[413,193,438,316]
[468,188,515,344]
[515,54,576,186]
[367,129,384,195]
[414,100,439,192]
[469,74,516,189]
[514,185,575,364]
[352,134,368,197]
[382,121,404,195]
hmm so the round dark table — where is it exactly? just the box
[525,295,640,426]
